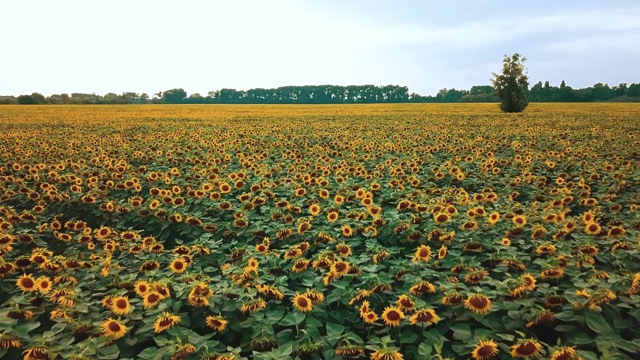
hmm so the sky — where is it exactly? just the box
[1,0,639,97]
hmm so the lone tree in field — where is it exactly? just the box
[492,53,529,113]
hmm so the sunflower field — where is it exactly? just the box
[1,103,639,360]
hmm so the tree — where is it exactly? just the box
[492,53,529,113]
[162,88,187,104]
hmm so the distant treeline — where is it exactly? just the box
[2,81,639,105]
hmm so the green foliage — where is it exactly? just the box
[492,53,529,113]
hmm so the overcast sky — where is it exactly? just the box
[1,0,639,97]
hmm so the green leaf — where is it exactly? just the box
[451,323,472,341]
[585,311,611,333]
[496,333,515,342]
[553,310,575,321]
[418,343,432,357]
[13,321,40,337]
[554,325,577,333]
[280,311,305,327]
[99,344,120,360]
[326,322,345,340]
[400,329,418,344]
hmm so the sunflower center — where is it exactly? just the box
[477,345,496,356]
[159,318,172,327]
[516,342,538,355]
[21,278,35,288]
[387,310,400,321]
[108,321,121,332]
[148,294,160,302]
[469,296,488,308]
[116,299,127,308]
[297,298,309,307]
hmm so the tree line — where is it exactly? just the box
[2,82,639,105]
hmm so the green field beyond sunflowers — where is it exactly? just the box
[1,103,640,360]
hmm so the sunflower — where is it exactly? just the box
[535,244,556,256]
[0,334,21,349]
[381,306,405,327]
[512,215,527,227]
[511,273,537,297]
[17,274,38,292]
[464,294,492,315]
[102,318,128,339]
[510,339,543,358]
[488,212,500,225]
[437,245,447,259]
[362,311,379,324]
[471,339,499,360]
[409,281,436,296]
[434,212,451,224]
[412,245,432,262]
[169,258,187,274]
[330,261,350,276]
[154,311,181,333]
[525,309,555,328]
[326,210,339,223]
[550,346,580,360]
[143,292,163,309]
[336,243,352,257]
[297,222,311,234]
[205,315,228,331]
[342,225,353,237]
[292,293,313,312]
[395,294,416,312]
[584,222,601,236]
[541,268,564,280]
[241,298,267,313]
[36,276,52,294]
[309,204,321,216]
[292,259,310,273]
[409,308,439,326]
[370,349,404,360]
[109,296,131,315]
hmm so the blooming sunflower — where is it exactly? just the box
[342,225,353,237]
[143,292,163,309]
[395,294,416,312]
[583,222,601,236]
[331,261,350,277]
[362,311,379,324]
[541,268,564,280]
[370,349,404,360]
[409,308,439,326]
[102,318,128,339]
[409,281,436,296]
[169,258,187,274]
[381,306,405,327]
[471,339,500,360]
[464,294,492,315]
[16,274,38,292]
[510,339,542,358]
[550,346,580,360]
[134,281,150,297]
[153,312,181,333]
[292,293,313,312]
[412,245,432,262]
[110,296,131,315]
[437,245,447,259]
[292,259,310,273]
[240,298,267,313]
[36,276,52,294]
[512,215,527,227]
[205,315,228,331]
